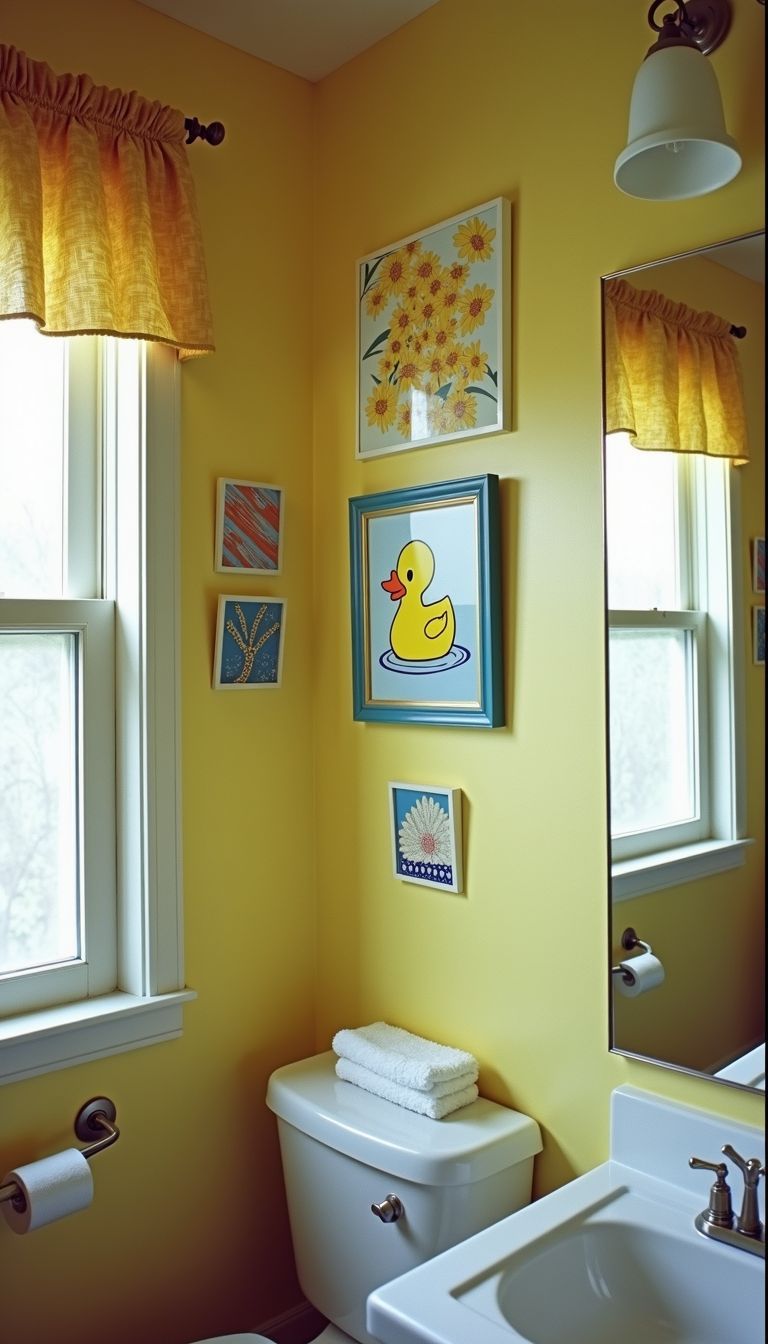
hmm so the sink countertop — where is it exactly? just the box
[367,1085,765,1344]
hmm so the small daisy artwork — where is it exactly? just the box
[213,596,285,689]
[388,782,463,893]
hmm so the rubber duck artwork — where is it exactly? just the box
[381,540,456,661]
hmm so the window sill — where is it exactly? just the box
[0,989,196,1086]
[612,839,752,902]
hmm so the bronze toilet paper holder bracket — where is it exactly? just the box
[0,1096,119,1214]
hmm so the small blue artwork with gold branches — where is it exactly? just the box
[213,596,285,689]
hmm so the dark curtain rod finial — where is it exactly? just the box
[730,325,747,338]
[184,116,226,147]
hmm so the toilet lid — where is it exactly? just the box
[195,1336,270,1343]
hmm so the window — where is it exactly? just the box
[605,433,747,898]
[0,328,115,1016]
[0,324,193,1084]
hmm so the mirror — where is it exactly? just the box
[602,232,765,1093]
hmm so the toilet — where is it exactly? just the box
[192,1053,540,1338]
[195,1049,542,1344]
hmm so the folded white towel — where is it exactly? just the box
[331,1022,478,1092]
[335,1057,479,1120]
[399,1068,478,1099]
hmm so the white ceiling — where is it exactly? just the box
[708,234,765,284]
[138,0,441,82]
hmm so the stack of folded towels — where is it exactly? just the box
[331,1021,479,1120]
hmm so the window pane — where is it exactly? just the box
[605,433,679,609]
[0,632,79,975]
[609,627,695,835]
[0,321,66,598]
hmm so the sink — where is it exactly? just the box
[714,1042,766,1090]
[367,1086,765,1344]
[455,1182,761,1344]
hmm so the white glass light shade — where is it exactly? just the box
[614,44,741,200]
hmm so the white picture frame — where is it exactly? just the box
[388,781,463,893]
[213,595,286,689]
[357,198,511,460]
[214,478,284,574]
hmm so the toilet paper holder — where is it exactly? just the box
[611,926,654,983]
[0,1096,119,1213]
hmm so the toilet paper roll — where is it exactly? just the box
[617,951,666,998]
[1,1149,93,1235]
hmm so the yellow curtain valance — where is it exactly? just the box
[604,277,748,464]
[0,43,213,359]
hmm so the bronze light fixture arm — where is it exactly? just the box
[642,0,732,56]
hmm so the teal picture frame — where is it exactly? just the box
[349,474,503,726]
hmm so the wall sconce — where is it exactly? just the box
[615,0,742,200]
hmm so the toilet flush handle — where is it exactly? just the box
[371,1194,404,1223]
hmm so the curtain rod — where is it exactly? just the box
[730,324,747,338]
[184,116,225,146]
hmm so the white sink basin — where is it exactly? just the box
[367,1087,765,1344]
[453,1176,761,1344]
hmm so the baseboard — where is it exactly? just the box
[256,1298,328,1344]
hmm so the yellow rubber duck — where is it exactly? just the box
[381,540,456,661]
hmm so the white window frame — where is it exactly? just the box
[0,337,115,1017]
[609,608,709,858]
[608,448,750,900]
[0,338,194,1085]
[0,603,116,1015]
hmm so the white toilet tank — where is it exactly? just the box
[266,1050,542,1344]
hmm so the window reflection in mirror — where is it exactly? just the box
[602,233,765,1093]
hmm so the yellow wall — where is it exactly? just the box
[0,1,764,1341]
[310,0,765,1201]
[611,256,765,1071]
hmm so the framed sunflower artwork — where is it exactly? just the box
[388,782,464,893]
[356,197,511,459]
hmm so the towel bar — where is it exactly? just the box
[0,1097,119,1212]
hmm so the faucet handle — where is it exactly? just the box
[690,1156,728,1175]
[721,1145,764,1185]
[690,1156,734,1227]
[721,1146,765,1238]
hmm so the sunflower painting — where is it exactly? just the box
[388,782,464,893]
[357,199,510,459]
